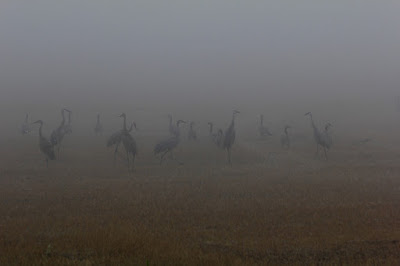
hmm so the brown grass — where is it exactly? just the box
[0,135,400,265]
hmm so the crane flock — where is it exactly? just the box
[27,108,335,169]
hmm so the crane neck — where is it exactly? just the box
[260,116,263,126]
[25,114,28,123]
[209,123,213,134]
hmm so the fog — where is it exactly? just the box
[1,1,400,138]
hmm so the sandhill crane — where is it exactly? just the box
[118,113,137,170]
[107,114,137,165]
[50,108,70,153]
[258,114,272,137]
[154,120,185,164]
[223,110,240,164]
[280,125,291,149]
[168,114,184,137]
[64,110,72,135]
[94,114,103,135]
[21,114,31,135]
[208,122,214,136]
[305,112,331,159]
[216,129,224,148]
[208,122,221,145]
[188,121,197,141]
[32,120,55,167]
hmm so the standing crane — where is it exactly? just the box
[208,122,214,136]
[305,112,331,159]
[20,114,31,135]
[50,108,70,154]
[188,121,197,141]
[107,114,137,165]
[94,114,103,135]
[223,110,240,164]
[154,120,186,164]
[280,125,291,149]
[32,120,55,167]
[118,113,137,171]
[258,114,272,137]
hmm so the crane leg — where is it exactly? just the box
[227,149,232,165]
[46,158,48,168]
[113,143,120,166]
[160,150,169,164]
[314,144,320,158]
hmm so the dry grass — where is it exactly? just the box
[1,135,400,265]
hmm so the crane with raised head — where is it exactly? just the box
[280,125,291,149]
[107,113,137,165]
[50,108,70,154]
[33,120,55,167]
[223,110,240,164]
[21,114,31,135]
[305,112,331,159]
[188,121,197,141]
[94,114,103,135]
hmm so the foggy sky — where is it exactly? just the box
[1,1,400,137]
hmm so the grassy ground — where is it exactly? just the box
[0,134,399,265]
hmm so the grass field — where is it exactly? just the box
[1,134,400,265]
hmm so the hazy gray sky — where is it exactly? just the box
[1,1,400,130]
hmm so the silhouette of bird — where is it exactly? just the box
[258,114,272,137]
[118,113,137,170]
[20,114,31,135]
[107,114,137,165]
[305,112,331,159]
[223,110,240,164]
[50,108,70,154]
[188,121,197,141]
[154,120,185,164]
[33,120,55,167]
[280,125,291,149]
[167,114,181,137]
[94,114,103,135]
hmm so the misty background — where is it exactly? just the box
[1,1,400,141]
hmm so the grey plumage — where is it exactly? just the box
[305,112,332,159]
[216,129,224,148]
[280,125,291,149]
[21,114,31,135]
[50,108,70,153]
[94,114,103,135]
[33,120,55,167]
[107,113,137,166]
[154,120,185,164]
[188,121,197,140]
[168,114,181,137]
[258,114,272,137]
[118,113,137,170]
[223,110,240,164]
